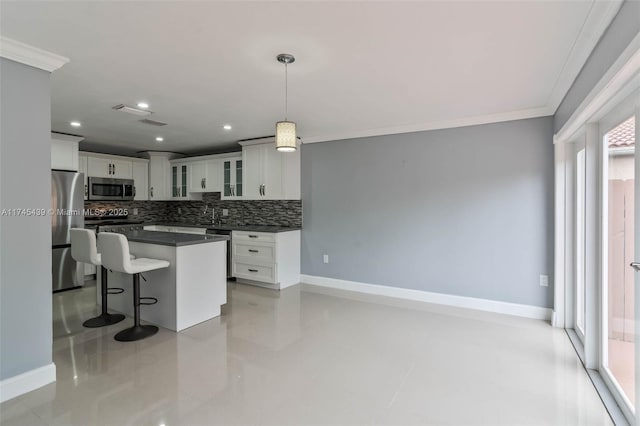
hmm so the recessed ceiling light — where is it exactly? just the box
[70,121,81,127]
[155,137,164,142]
[223,124,232,130]
[137,102,149,109]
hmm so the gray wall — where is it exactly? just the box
[554,0,640,132]
[301,117,554,308]
[0,58,53,380]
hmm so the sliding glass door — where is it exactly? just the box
[575,142,587,341]
[600,104,638,424]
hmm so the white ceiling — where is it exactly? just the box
[0,1,619,155]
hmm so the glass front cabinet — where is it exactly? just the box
[222,157,243,199]
[171,163,189,199]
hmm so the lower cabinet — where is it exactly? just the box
[231,230,300,289]
[84,263,97,277]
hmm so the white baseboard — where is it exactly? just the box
[300,274,552,321]
[0,363,56,403]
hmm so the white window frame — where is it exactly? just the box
[554,33,640,426]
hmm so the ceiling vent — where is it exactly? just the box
[112,104,152,116]
[139,118,167,127]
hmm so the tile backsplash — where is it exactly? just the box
[85,194,302,227]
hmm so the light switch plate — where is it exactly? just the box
[223,209,229,216]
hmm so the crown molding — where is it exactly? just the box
[0,36,69,72]
[51,132,84,143]
[554,32,640,145]
[545,0,624,113]
[302,106,554,144]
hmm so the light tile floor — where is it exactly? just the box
[1,281,613,426]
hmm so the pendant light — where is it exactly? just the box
[275,53,297,152]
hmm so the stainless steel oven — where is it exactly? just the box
[88,177,135,201]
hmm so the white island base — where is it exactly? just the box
[98,239,227,332]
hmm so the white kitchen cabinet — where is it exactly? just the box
[148,153,172,201]
[189,160,220,193]
[232,230,300,289]
[78,154,88,200]
[221,157,243,199]
[171,162,189,199]
[240,141,300,200]
[51,133,82,171]
[132,161,149,200]
[87,156,132,179]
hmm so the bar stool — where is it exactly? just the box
[70,229,127,328]
[98,232,170,342]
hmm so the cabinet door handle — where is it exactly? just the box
[113,163,116,175]
[133,186,136,197]
[248,269,258,273]
[203,178,206,188]
[249,235,258,238]
[150,187,154,198]
[263,184,266,196]
[108,164,112,175]
[248,249,259,253]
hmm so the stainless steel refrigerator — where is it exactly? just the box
[52,170,84,292]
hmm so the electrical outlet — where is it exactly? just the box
[178,207,182,214]
[133,208,138,216]
[222,209,229,216]
[323,254,329,264]
[539,275,549,287]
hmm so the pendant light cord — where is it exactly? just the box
[284,62,288,121]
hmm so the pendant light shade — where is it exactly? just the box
[275,53,298,152]
[276,121,297,152]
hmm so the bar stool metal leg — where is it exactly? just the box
[114,273,158,342]
[83,266,125,328]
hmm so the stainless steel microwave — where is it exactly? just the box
[88,177,135,201]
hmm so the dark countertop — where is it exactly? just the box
[146,222,301,233]
[123,230,229,247]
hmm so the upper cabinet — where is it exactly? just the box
[51,133,83,171]
[148,153,172,201]
[87,156,132,179]
[132,160,149,201]
[221,157,243,199]
[241,142,300,200]
[171,162,189,199]
[189,159,221,193]
[81,152,149,200]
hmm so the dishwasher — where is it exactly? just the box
[206,229,233,279]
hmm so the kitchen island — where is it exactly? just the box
[98,230,228,332]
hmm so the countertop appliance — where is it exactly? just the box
[88,177,134,201]
[52,170,85,292]
[206,229,233,279]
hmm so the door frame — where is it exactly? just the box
[597,100,638,422]
[554,33,640,425]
